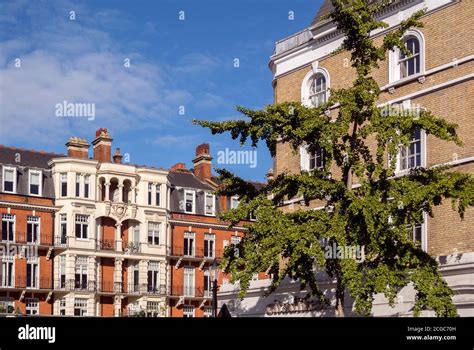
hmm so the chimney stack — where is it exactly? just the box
[170,162,187,172]
[92,128,113,163]
[192,143,212,181]
[113,148,123,164]
[66,137,90,159]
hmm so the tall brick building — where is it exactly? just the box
[0,146,61,315]
[167,144,247,317]
[220,0,474,316]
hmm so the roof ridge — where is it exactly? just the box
[0,144,65,157]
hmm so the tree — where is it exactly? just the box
[193,0,474,317]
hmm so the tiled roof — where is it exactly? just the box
[0,145,64,168]
[168,171,214,191]
[310,0,334,26]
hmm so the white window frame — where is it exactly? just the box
[204,192,215,216]
[84,175,90,198]
[407,213,427,252]
[184,231,195,257]
[75,174,81,197]
[25,298,39,315]
[28,170,42,196]
[300,145,325,171]
[230,196,240,209]
[1,213,15,242]
[389,29,425,84]
[301,67,330,108]
[59,298,66,315]
[147,222,160,246]
[1,259,14,287]
[26,216,40,244]
[148,183,153,206]
[204,233,215,258]
[2,166,16,194]
[147,261,160,292]
[74,298,88,316]
[184,190,196,214]
[183,304,195,317]
[26,260,38,289]
[75,214,89,240]
[395,131,426,174]
[155,184,161,207]
[60,173,68,197]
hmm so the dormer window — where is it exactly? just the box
[3,167,16,193]
[205,193,215,216]
[29,170,42,196]
[184,190,195,214]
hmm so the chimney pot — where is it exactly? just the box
[92,128,113,163]
[66,137,90,159]
[192,143,212,181]
[113,148,123,164]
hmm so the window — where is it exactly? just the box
[59,214,67,246]
[230,196,240,209]
[129,262,140,292]
[203,269,212,297]
[59,255,66,289]
[25,298,39,315]
[389,30,424,83]
[29,170,41,196]
[75,256,88,290]
[74,298,87,316]
[300,146,325,171]
[155,185,160,206]
[147,222,160,245]
[204,234,215,258]
[60,173,68,197]
[399,36,420,79]
[1,213,15,242]
[75,215,89,239]
[205,193,215,216]
[183,266,195,297]
[309,147,325,170]
[59,298,66,315]
[1,259,14,287]
[27,216,40,244]
[231,236,241,245]
[147,301,160,316]
[3,167,16,193]
[26,261,38,288]
[183,305,195,318]
[147,261,160,293]
[75,174,81,197]
[84,175,90,198]
[398,127,424,171]
[309,73,327,107]
[302,68,330,108]
[148,183,152,205]
[203,306,212,318]
[407,221,426,251]
[184,190,195,213]
[184,232,195,257]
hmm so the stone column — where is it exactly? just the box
[105,182,110,201]
[115,223,122,252]
[118,183,124,203]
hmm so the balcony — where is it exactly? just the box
[0,231,53,246]
[54,235,69,248]
[170,285,207,298]
[123,241,141,254]
[1,276,52,290]
[125,283,167,296]
[98,281,123,294]
[96,238,115,251]
[55,279,96,292]
[170,246,223,260]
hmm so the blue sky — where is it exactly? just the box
[0,0,322,181]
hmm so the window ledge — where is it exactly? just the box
[383,73,425,92]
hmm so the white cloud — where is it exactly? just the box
[0,1,191,146]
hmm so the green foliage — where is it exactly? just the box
[194,0,473,317]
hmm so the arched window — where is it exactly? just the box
[309,73,327,107]
[389,30,425,83]
[301,67,330,107]
[399,36,420,78]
